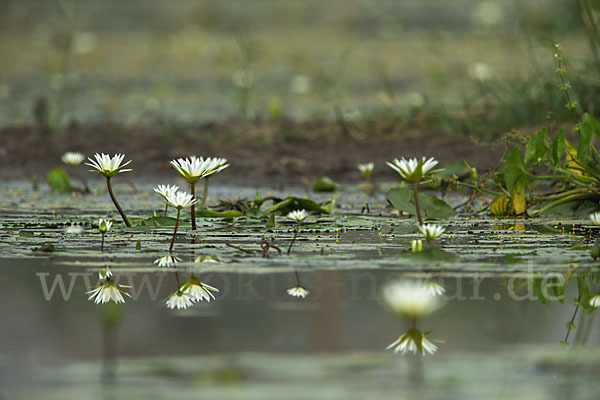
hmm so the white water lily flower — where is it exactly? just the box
[181,276,219,302]
[201,157,230,178]
[419,224,445,240]
[61,152,85,166]
[411,239,422,253]
[357,162,374,178]
[386,329,438,355]
[98,218,112,233]
[590,212,600,225]
[170,156,229,184]
[590,294,600,308]
[386,157,438,183]
[287,285,310,298]
[382,280,441,317]
[166,290,195,310]
[86,153,132,177]
[287,209,309,223]
[153,184,179,200]
[425,281,445,296]
[166,190,197,209]
[153,255,181,267]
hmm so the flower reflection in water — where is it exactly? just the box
[180,276,219,302]
[165,257,220,309]
[87,267,131,304]
[382,279,444,355]
[166,290,195,310]
[154,255,181,267]
[287,271,310,298]
[387,328,437,355]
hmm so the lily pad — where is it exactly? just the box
[386,187,455,219]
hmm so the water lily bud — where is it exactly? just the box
[98,218,112,234]
[411,239,422,253]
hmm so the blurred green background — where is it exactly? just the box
[0,0,597,136]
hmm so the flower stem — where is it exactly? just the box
[101,233,105,252]
[174,268,181,288]
[294,270,300,285]
[169,209,181,252]
[163,202,168,217]
[413,183,424,226]
[106,177,131,227]
[287,224,300,255]
[190,183,196,230]
[201,178,210,210]
[456,181,503,197]
[562,299,580,346]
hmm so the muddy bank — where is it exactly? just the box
[0,120,505,184]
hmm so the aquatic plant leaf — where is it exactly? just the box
[433,161,470,179]
[244,206,262,218]
[47,168,71,192]
[503,146,528,193]
[266,213,275,228]
[139,216,179,227]
[385,188,455,219]
[490,195,509,216]
[254,190,263,207]
[578,123,593,159]
[552,129,566,165]
[532,278,548,304]
[263,197,331,214]
[565,142,583,176]
[313,176,338,192]
[540,200,599,216]
[583,113,600,136]
[551,275,567,304]
[577,274,594,314]
[525,128,549,166]
[197,210,243,218]
[510,186,526,215]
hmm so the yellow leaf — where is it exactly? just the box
[510,186,526,215]
[490,195,509,216]
[565,142,583,176]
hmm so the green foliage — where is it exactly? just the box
[385,187,455,219]
[47,168,71,192]
[502,147,528,194]
[552,129,566,164]
[312,176,338,192]
[263,197,334,215]
[524,128,550,166]
[197,210,244,218]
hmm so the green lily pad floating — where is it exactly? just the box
[197,210,244,218]
[138,216,179,227]
[263,197,334,215]
[386,187,455,219]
